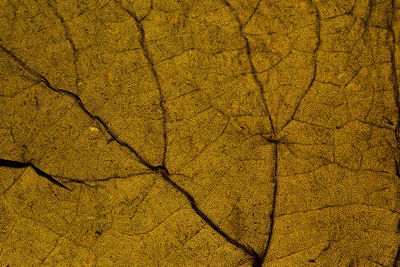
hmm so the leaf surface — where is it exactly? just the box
[1,0,400,266]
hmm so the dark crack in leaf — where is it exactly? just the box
[0,0,400,266]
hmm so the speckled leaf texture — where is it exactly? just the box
[1,0,400,266]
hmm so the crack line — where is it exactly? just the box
[222,0,275,134]
[115,1,169,166]
[0,158,70,190]
[0,44,154,170]
[221,1,281,266]
[155,166,260,263]
[260,143,278,264]
[46,0,80,91]
[279,0,321,133]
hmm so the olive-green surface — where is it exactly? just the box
[1,0,400,266]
